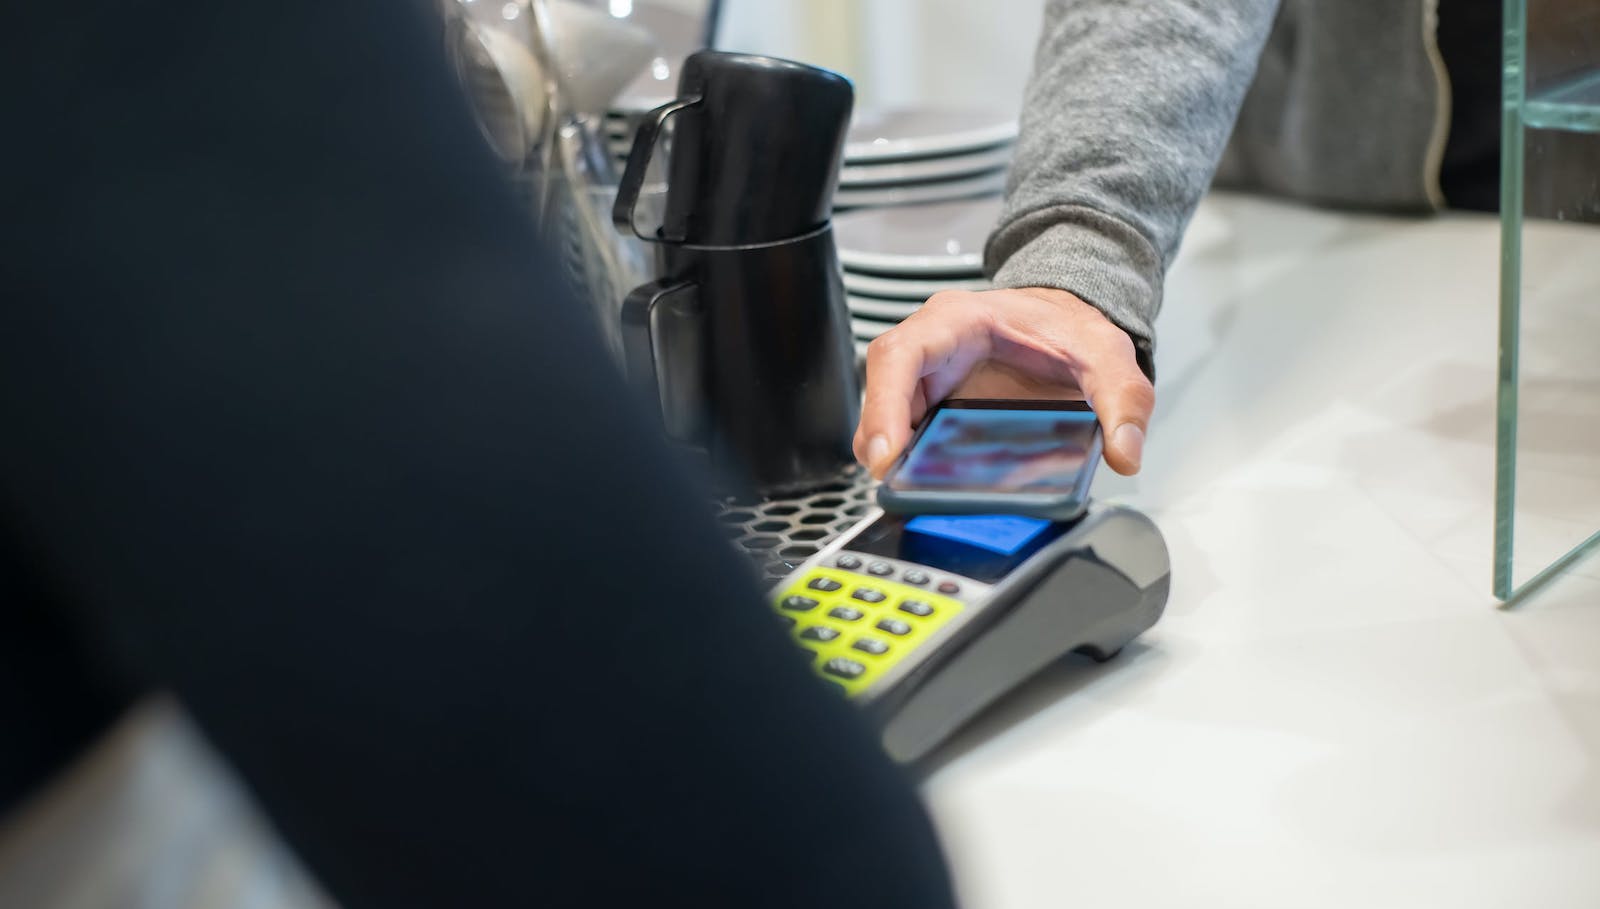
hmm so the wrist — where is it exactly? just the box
[986,206,1162,380]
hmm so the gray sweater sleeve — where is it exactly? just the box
[986,0,1280,377]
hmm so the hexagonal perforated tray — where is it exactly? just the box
[715,467,879,582]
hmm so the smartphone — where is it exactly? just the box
[876,398,1103,521]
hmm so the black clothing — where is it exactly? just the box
[0,2,958,908]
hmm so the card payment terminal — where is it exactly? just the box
[769,504,1169,763]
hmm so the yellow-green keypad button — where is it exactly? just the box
[771,566,966,697]
[780,595,819,612]
[824,657,867,679]
[875,617,912,636]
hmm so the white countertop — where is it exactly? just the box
[924,194,1600,909]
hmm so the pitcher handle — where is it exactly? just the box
[613,95,700,243]
[621,278,707,443]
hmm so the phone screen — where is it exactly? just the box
[888,406,1098,494]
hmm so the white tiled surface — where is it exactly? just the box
[924,195,1600,909]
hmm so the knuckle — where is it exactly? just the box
[866,330,902,358]
[922,290,982,319]
[1118,374,1156,415]
[1129,379,1156,409]
[918,290,995,336]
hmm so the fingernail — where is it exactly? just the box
[1112,423,1145,470]
[867,435,890,470]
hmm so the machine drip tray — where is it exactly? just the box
[715,467,879,581]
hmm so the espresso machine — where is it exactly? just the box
[615,51,1170,764]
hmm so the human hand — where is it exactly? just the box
[852,286,1155,478]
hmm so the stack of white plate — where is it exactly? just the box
[835,195,1003,357]
[835,109,1016,212]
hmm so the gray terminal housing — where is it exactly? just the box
[786,502,1170,764]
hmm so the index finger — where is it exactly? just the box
[856,302,993,476]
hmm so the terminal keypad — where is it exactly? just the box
[772,554,968,697]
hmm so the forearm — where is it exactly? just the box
[987,0,1281,373]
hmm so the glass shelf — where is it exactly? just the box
[1523,69,1600,131]
[1494,1,1600,600]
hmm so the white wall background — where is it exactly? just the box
[716,0,1048,115]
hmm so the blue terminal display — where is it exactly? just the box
[905,514,1053,556]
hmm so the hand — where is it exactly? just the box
[852,286,1155,478]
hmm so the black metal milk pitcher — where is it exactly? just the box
[612,51,859,496]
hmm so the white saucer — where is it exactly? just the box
[838,144,1012,189]
[845,108,1018,163]
[834,197,1003,276]
[843,271,990,300]
[833,169,1006,211]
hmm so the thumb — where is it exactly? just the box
[1076,345,1155,476]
